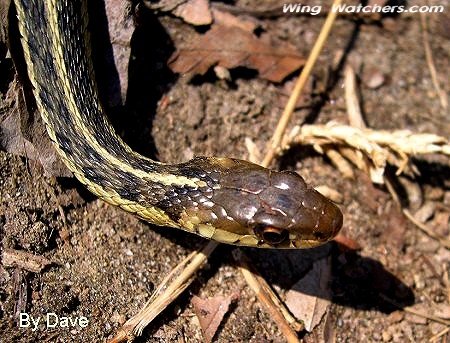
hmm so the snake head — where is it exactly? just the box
[203,158,343,248]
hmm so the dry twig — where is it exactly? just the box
[109,242,218,342]
[236,0,344,337]
[380,293,450,327]
[262,0,343,167]
[2,248,52,273]
[444,265,450,304]
[402,209,450,249]
[344,65,365,129]
[429,327,450,342]
[233,250,303,343]
[111,1,345,341]
[420,13,448,109]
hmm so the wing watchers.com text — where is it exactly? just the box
[282,3,445,16]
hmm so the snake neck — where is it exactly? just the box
[16,2,196,188]
[14,0,215,224]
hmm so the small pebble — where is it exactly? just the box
[387,311,404,323]
[111,312,126,325]
[373,332,382,341]
[430,322,447,335]
[413,274,425,290]
[416,236,440,253]
[363,68,385,89]
[214,66,231,81]
[398,177,423,212]
[443,191,450,206]
[382,330,392,342]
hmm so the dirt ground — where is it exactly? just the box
[1,0,449,342]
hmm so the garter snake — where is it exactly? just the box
[12,0,343,248]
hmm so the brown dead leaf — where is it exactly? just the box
[382,206,407,251]
[143,0,186,12]
[100,0,134,106]
[333,233,361,251]
[356,172,386,212]
[168,25,305,82]
[0,82,71,177]
[143,0,212,25]
[211,8,257,32]
[173,0,212,26]
[0,109,38,161]
[285,257,332,332]
[3,0,133,178]
[192,293,238,342]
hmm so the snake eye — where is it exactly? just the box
[254,225,289,245]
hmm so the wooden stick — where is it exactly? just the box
[262,0,343,167]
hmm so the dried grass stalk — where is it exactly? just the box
[283,123,449,183]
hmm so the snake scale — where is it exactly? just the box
[12,0,343,248]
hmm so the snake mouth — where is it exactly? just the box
[254,225,289,246]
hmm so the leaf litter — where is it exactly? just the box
[192,293,239,343]
[168,24,305,83]
[285,257,332,332]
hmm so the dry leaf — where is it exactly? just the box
[101,0,134,106]
[192,294,237,342]
[382,206,408,250]
[143,0,186,12]
[333,233,361,251]
[4,0,134,177]
[143,0,212,25]
[211,8,257,32]
[285,257,332,332]
[168,25,305,82]
[173,0,212,26]
[0,86,71,177]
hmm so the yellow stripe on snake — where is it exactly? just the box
[12,0,342,248]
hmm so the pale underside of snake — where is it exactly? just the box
[12,0,343,249]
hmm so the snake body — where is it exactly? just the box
[12,0,343,248]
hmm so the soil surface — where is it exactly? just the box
[1,0,449,342]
